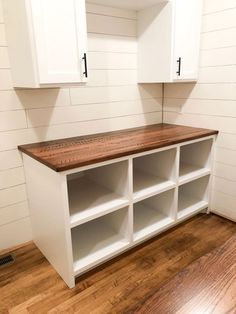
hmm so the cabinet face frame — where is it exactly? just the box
[22,135,216,288]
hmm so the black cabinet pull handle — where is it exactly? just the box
[82,53,88,78]
[176,57,181,76]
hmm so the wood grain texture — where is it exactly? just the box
[18,123,218,172]
[0,214,235,314]
[135,232,236,314]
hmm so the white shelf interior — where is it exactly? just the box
[178,175,210,220]
[179,139,213,183]
[67,161,129,227]
[133,148,177,201]
[133,189,175,242]
[87,0,169,10]
[72,207,129,274]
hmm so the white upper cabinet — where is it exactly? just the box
[138,0,203,83]
[3,0,88,88]
[172,0,203,81]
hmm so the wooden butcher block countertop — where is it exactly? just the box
[18,123,218,172]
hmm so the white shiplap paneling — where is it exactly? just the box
[164,0,236,221]
[0,24,6,46]
[0,217,32,250]
[0,150,22,171]
[0,2,162,250]
[0,47,9,68]
[202,7,236,32]
[203,0,236,14]
[0,167,25,189]
[0,201,29,225]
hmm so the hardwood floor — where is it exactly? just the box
[135,233,236,314]
[0,214,235,314]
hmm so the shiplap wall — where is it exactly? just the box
[0,2,162,250]
[163,0,236,221]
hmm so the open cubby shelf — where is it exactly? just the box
[179,139,213,184]
[67,160,129,227]
[178,175,210,220]
[68,137,214,279]
[133,148,177,201]
[72,207,129,274]
[133,189,175,243]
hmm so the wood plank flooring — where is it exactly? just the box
[135,233,236,314]
[0,214,235,314]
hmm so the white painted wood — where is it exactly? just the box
[3,0,88,87]
[179,165,211,185]
[138,2,173,83]
[0,150,22,171]
[26,98,161,128]
[211,190,236,222]
[87,0,169,11]
[88,51,137,70]
[0,69,13,90]
[173,0,203,81]
[88,33,137,53]
[0,185,27,208]
[0,1,4,23]
[0,201,28,226]
[201,28,236,50]
[0,1,163,251]
[72,207,130,274]
[178,175,210,220]
[133,148,177,201]
[203,7,236,33]
[0,24,6,47]
[0,167,25,189]
[21,135,216,288]
[23,155,75,288]
[68,176,129,227]
[86,3,137,20]
[0,111,27,132]
[70,85,162,105]
[133,189,175,243]
[179,138,213,184]
[203,0,236,14]
[86,13,136,37]
[0,217,32,251]
[0,47,10,68]
[67,160,129,227]
[138,0,202,82]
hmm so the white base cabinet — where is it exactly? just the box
[23,135,215,288]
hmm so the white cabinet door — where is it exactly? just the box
[173,0,203,81]
[137,0,202,83]
[30,0,87,84]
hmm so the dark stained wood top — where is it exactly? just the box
[135,233,236,314]
[18,123,218,172]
